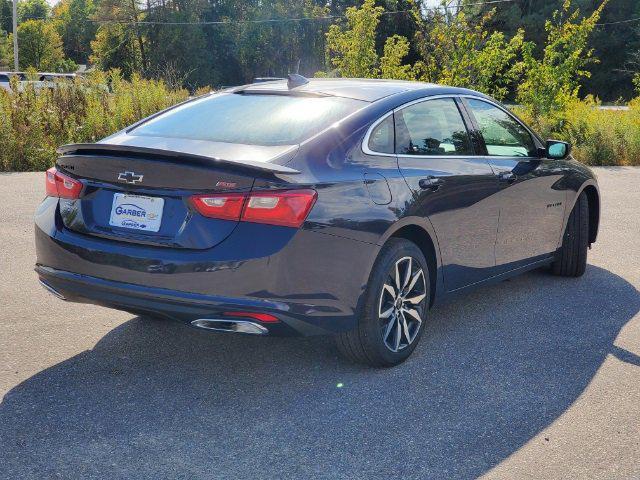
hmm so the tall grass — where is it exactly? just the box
[1,73,639,170]
[516,97,640,166]
[0,71,189,172]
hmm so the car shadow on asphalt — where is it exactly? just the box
[1,265,639,479]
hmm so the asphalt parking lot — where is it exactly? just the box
[1,168,639,479]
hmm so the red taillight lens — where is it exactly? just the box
[242,189,317,228]
[223,311,279,323]
[45,168,58,197]
[190,189,317,228]
[45,167,82,199]
[190,193,246,221]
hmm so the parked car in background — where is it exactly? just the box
[35,76,600,367]
[0,72,77,92]
[0,72,23,91]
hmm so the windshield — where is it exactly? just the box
[130,93,366,146]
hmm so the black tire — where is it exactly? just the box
[552,191,589,277]
[336,238,430,367]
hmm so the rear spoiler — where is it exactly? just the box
[57,143,301,175]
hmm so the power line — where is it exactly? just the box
[596,17,640,27]
[84,0,517,27]
[12,1,639,30]
[6,0,518,27]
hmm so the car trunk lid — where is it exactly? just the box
[55,142,299,249]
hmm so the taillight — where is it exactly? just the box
[190,189,317,228]
[45,167,82,199]
[190,193,246,221]
[242,190,317,227]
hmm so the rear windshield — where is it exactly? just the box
[130,93,366,146]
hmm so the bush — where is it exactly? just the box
[0,70,189,171]
[516,98,640,166]
[1,68,638,170]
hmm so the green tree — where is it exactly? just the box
[466,0,637,101]
[92,0,148,73]
[323,0,414,80]
[90,24,141,78]
[325,0,384,78]
[517,0,608,116]
[0,29,11,68]
[380,34,414,80]
[1,0,12,33]
[13,19,67,71]
[142,0,209,88]
[53,0,97,64]
[414,8,524,100]
[17,0,50,22]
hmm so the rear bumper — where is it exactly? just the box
[34,198,379,336]
[36,265,314,335]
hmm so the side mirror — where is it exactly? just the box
[546,140,571,160]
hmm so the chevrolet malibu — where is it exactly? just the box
[35,76,600,367]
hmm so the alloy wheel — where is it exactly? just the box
[378,256,427,352]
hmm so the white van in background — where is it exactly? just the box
[0,72,77,92]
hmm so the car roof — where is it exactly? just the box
[234,78,472,102]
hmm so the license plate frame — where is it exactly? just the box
[109,193,164,233]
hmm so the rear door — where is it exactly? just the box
[462,98,567,270]
[394,96,499,291]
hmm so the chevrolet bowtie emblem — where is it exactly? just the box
[117,171,143,184]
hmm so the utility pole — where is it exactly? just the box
[12,0,18,71]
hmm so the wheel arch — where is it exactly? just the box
[581,184,600,244]
[379,218,443,306]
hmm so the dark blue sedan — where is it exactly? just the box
[35,76,600,366]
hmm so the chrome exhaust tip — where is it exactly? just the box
[39,280,66,300]
[191,318,268,335]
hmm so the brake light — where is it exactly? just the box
[223,311,279,323]
[45,167,83,199]
[190,193,246,221]
[242,190,317,227]
[190,189,317,228]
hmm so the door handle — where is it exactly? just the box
[498,171,516,184]
[419,176,444,191]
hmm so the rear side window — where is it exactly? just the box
[466,98,537,157]
[131,93,366,146]
[0,74,10,82]
[395,98,473,156]
[368,115,394,154]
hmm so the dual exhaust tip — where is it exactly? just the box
[191,318,268,335]
[39,280,269,336]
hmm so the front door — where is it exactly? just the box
[393,97,499,291]
[463,98,567,270]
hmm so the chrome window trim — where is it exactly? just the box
[361,93,542,160]
[362,94,474,159]
[459,95,542,159]
[361,111,396,157]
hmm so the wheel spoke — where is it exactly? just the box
[382,283,396,300]
[383,315,396,344]
[394,317,402,351]
[394,261,402,292]
[403,307,422,324]
[401,312,411,344]
[380,306,394,319]
[405,292,426,305]
[403,257,412,289]
[406,269,424,295]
